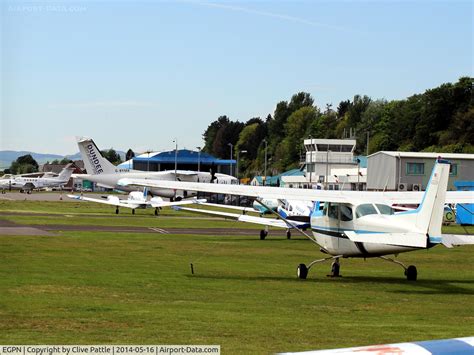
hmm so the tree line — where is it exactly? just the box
[202,77,473,178]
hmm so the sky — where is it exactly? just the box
[1,0,473,156]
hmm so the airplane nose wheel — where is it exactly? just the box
[259,230,268,240]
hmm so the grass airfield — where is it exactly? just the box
[0,199,473,354]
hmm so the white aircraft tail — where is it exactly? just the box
[57,166,74,181]
[414,159,450,237]
[77,137,118,175]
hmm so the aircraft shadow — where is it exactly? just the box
[186,274,474,295]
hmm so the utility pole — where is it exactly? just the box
[308,135,312,187]
[325,144,330,190]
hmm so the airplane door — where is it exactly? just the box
[326,202,340,249]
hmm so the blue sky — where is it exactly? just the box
[1,0,472,155]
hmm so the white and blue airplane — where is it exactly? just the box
[68,188,206,215]
[279,336,474,354]
[118,159,474,281]
[176,198,313,239]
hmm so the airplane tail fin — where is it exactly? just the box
[57,165,74,181]
[414,159,451,238]
[77,137,117,175]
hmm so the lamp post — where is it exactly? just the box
[228,143,233,176]
[236,150,247,181]
[196,146,201,172]
[173,138,178,180]
[263,139,268,186]
[308,135,312,187]
[325,145,331,190]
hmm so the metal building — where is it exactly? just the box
[131,149,236,175]
[367,151,474,191]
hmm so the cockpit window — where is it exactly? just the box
[376,204,395,215]
[340,205,353,221]
[355,204,378,218]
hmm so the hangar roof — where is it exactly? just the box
[133,149,235,165]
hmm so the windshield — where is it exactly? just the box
[355,204,378,218]
[376,204,395,215]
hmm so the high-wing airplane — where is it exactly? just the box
[279,336,474,354]
[74,137,237,199]
[0,165,74,193]
[178,198,313,239]
[119,158,474,281]
[68,188,206,215]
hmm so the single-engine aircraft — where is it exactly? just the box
[176,198,313,239]
[118,159,474,281]
[68,188,206,215]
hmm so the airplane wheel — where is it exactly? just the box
[116,208,119,214]
[259,230,267,240]
[154,208,158,216]
[286,230,291,239]
[405,265,417,281]
[297,264,308,279]
[132,209,135,215]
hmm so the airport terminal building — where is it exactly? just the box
[367,151,474,191]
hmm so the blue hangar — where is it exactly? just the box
[131,149,236,175]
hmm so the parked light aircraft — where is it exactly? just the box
[74,137,238,199]
[179,198,313,239]
[68,188,206,215]
[0,165,74,193]
[119,159,474,281]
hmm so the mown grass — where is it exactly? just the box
[0,201,473,354]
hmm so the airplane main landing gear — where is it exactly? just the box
[379,256,417,281]
[405,265,417,281]
[286,229,292,239]
[132,209,135,215]
[259,230,268,240]
[115,207,119,214]
[154,207,159,216]
[297,255,343,280]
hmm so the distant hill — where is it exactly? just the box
[0,150,125,169]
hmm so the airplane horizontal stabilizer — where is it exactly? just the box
[442,234,474,248]
[344,231,427,248]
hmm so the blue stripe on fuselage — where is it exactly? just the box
[415,338,473,354]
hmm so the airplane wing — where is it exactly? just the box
[441,234,474,248]
[118,178,473,205]
[344,231,427,248]
[67,194,143,209]
[174,206,307,229]
[118,179,350,203]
